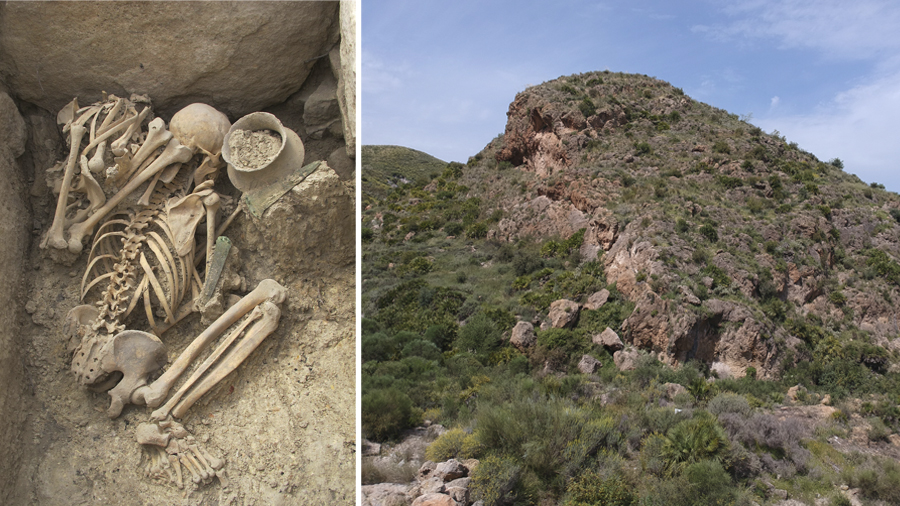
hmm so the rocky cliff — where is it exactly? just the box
[486,72,900,379]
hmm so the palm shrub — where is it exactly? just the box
[662,411,730,473]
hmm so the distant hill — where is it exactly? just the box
[360,145,447,204]
[361,71,900,506]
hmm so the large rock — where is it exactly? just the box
[433,459,467,481]
[0,92,29,503]
[362,483,412,506]
[0,2,339,118]
[593,327,623,352]
[510,321,536,349]
[548,299,580,328]
[411,494,456,506]
[583,289,610,310]
[577,354,602,374]
[613,348,641,371]
[238,164,355,282]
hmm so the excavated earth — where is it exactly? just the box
[0,3,356,505]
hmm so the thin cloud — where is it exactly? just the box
[697,0,900,61]
[757,69,900,188]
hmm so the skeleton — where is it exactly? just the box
[45,94,296,489]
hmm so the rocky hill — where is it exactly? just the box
[362,71,900,506]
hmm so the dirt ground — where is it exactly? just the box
[4,115,356,505]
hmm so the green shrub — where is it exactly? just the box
[563,471,635,506]
[401,339,441,361]
[362,387,415,441]
[828,290,846,306]
[675,218,689,233]
[444,221,464,236]
[579,97,597,117]
[712,141,731,154]
[455,313,502,360]
[682,460,736,504]
[701,265,730,290]
[424,324,456,350]
[634,141,652,156]
[868,417,891,441]
[708,392,751,417]
[513,251,544,276]
[467,221,488,239]
[470,455,521,506]
[699,223,719,242]
[717,175,743,189]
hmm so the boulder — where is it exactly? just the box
[434,459,467,481]
[304,72,343,139]
[362,483,412,506]
[613,348,641,371]
[411,493,456,506]
[583,289,610,310]
[415,477,445,496]
[446,486,469,505]
[418,461,437,481]
[593,327,623,352]
[577,354,602,374]
[0,2,339,118]
[548,299,580,328]
[238,164,354,281]
[445,478,471,490]
[510,321,536,349]
[461,458,480,474]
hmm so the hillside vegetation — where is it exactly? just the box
[361,145,447,205]
[362,71,900,506]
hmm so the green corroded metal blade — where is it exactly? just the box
[200,235,232,305]
[242,160,323,218]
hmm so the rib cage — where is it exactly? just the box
[81,172,201,336]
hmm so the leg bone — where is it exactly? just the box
[151,305,262,421]
[135,279,286,409]
[171,300,281,419]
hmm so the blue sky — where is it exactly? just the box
[363,0,900,192]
